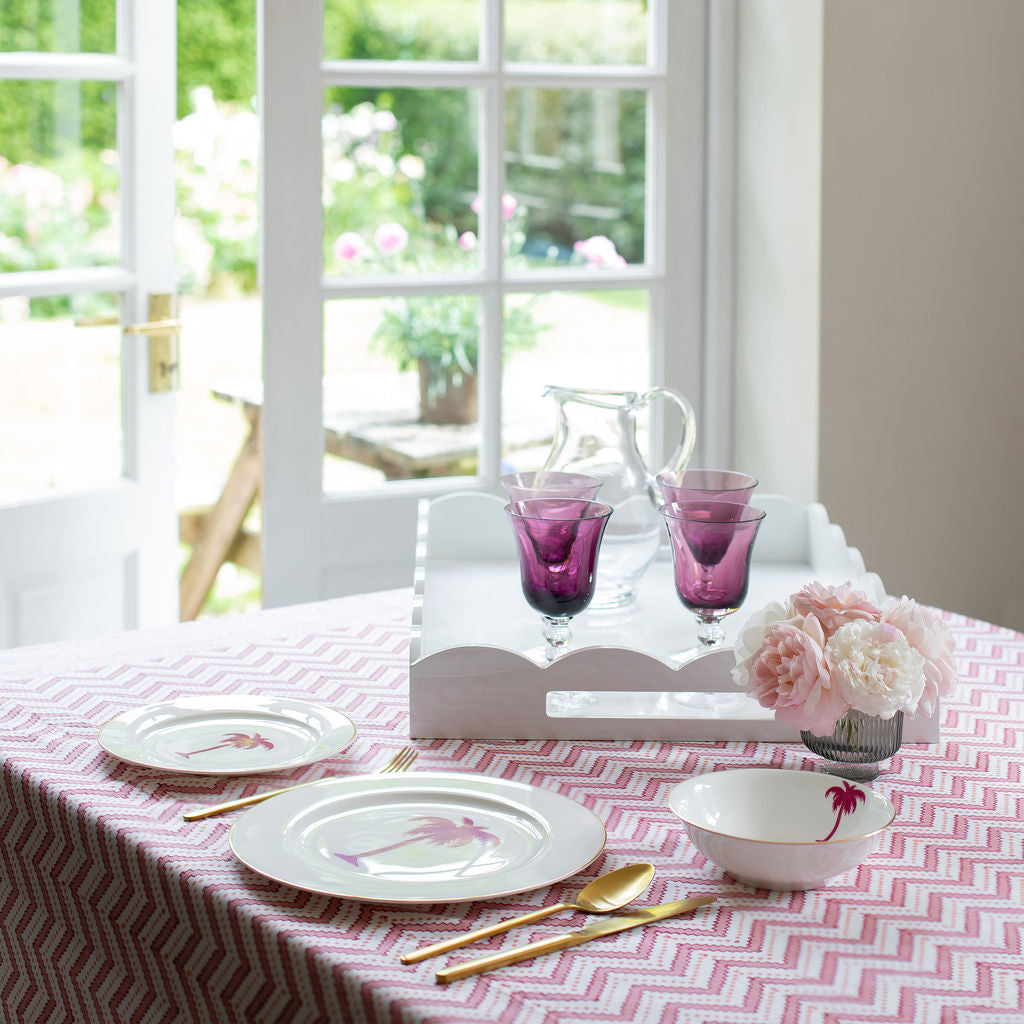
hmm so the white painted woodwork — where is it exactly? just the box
[408,491,938,742]
[0,0,179,648]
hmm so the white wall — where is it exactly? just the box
[735,1,1024,632]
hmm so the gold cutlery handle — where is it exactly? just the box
[183,785,296,821]
[182,747,417,821]
[436,932,584,983]
[401,903,569,964]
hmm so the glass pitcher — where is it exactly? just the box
[541,385,697,611]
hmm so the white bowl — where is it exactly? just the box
[668,768,896,890]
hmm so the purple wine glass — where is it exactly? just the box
[657,469,758,506]
[505,498,612,662]
[500,470,603,502]
[659,499,766,651]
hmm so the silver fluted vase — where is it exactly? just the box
[800,708,904,781]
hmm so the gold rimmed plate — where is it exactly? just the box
[229,771,607,903]
[98,695,356,775]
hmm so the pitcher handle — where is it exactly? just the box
[638,386,697,477]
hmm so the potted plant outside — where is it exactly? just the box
[333,195,627,425]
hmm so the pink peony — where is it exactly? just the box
[734,580,957,729]
[882,597,957,716]
[373,221,409,255]
[826,620,925,719]
[790,581,881,638]
[333,231,366,262]
[734,613,851,735]
[469,193,518,220]
[573,235,626,269]
[457,230,477,251]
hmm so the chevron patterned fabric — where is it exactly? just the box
[0,592,1021,1024]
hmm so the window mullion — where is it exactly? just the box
[478,0,505,480]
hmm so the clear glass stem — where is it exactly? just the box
[695,611,725,648]
[542,615,572,662]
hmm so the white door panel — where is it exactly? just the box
[0,0,179,648]
[0,485,141,646]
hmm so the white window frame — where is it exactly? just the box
[258,0,734,605]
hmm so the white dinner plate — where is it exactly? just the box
[229,771,607,903]
[98,695,357,775]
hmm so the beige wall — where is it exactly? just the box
[818,1,1024,631]
[736,1,1024,632]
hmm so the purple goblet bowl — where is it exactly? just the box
[657,469,758,506]
[500,471,603,502]
[505,499,612,619]
[659,500,766,615]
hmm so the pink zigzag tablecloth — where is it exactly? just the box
[0,589,1022,1024]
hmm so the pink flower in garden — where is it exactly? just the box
[573,235,627,269]
[334,231,367,262]
[371,109,399,132]
[470,193,518,220]
[3,163,28,196]
[67,179,94,218]
[457,231,477,251]
[882,597,957,716]
[790,581,881,639]
[374,221,409,255]
[740,614,850,735]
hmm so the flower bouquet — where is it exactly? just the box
[731,582,957,777]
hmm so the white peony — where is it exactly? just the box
[825,620,926,718]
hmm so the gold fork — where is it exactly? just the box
[182,746,418,821]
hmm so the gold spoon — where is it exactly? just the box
[400,861,656,964]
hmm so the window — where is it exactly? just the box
[259,0,718,603]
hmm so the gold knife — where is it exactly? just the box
[435,895,716,983]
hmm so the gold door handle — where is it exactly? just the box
[132,295,181,392]
[73,293,181,392]
[74,314,183,335]
[124,317,184,336]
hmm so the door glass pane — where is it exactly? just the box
[323,0,479,62]
[501,288,650,472]
[505,0,648,65]
[0,79,120,271]
[323,88,479,277]
[0,291,121,498]
[505,88,645,269]
[0,0,116,54]
[322,295,483,493]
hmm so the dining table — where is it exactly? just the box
[0,587,1021,1024]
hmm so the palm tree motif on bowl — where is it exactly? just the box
[335,815,500,869]
[817,780,866,842]
[177,732,275,760]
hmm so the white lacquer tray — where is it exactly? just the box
[409,492,938,743]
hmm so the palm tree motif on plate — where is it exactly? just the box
[177,732,275,759]
[817,780,866,842]
[335,815,500,868]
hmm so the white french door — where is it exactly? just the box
[259,0,718,606]
[0,1,179,647]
